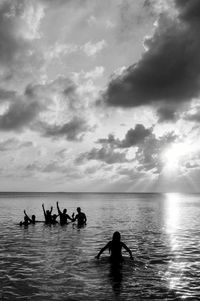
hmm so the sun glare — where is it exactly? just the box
[161,143,190,172]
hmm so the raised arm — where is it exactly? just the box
[50,206,53,214]
[42,203,46,218]
[56,202,61,215]
[96,242,110,259]
[24,210,32,222]
[122,242,134,259]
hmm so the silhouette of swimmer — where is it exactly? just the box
[42,203,53,224]
[24,210,36,224]
[96,231,133,262]
[19,215,30,226]
[56,201,73,225]
[73,207,87,226]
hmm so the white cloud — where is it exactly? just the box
[21,2,45,40]
[84,66,104,79]
[82,40,107,57]
[45,42,78,60]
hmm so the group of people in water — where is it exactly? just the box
[20,202,133,262]
[19,201,87,227]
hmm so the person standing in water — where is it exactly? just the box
[19,215,30,226]
[24,210,36,224]
[42,203,53,224]
[96,231,133,262]
[56,201,73,225]
[73,207,87,227]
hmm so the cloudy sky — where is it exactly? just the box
[1,0,200,192]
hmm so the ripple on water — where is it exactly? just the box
[0,193,200,300]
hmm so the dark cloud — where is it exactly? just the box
[175,0,200,22]
[96,127,178,173]
[39,117,90,141]
[0,76,92,140]
[157,106,178,122]
[121,124,152,147]
[103,0,200,116]
[97,124,152,148]
[76,146,129,165]
[0,99,44,131]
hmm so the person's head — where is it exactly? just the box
[77,207,81,213]
[63,208,67,214]
[52,214,57,220]
[112,231,121,242]
[32,215,36,222]
[46,210,50,215]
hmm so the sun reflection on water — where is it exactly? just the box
[164,193,189,298]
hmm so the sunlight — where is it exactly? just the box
[161,143,190,172]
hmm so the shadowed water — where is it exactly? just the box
[0,192,200,300]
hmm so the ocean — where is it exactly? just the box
[0,192,200,300]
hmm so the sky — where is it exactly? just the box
[0,0,200,192]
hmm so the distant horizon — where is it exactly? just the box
[0,191,199,194]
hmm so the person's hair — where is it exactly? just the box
[77,207,81,212]
[112,231,121,242]
[63,209,67,214]
[32,215,36,221]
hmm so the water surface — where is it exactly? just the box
[0,192,200,300]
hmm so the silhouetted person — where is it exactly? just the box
[42,203,53,224]
[56,201,73,225]
[19,215,30,226]
[24,210,36,224]
[51,214,59,224]
[96,231,133,262]
[73,207,87,227]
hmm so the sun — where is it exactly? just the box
[161,142,189,172]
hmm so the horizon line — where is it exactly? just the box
[0,191,199,194]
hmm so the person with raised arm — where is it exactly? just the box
[42,203,53,224]
[96,231,133,262]
[19,215,30,226]
[24,210,36,224]
[56,201,73,225]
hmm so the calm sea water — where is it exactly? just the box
[0,192,200,300]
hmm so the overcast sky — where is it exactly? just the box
[0,0,200,192]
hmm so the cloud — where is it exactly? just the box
[0,89,16,102]
[0,0,44,66]
[0,75,93,139]
[38,117,90,141]
[76,146,130,165]
[135,132,178,173]
[98,124,152,148]
[96,125,178,173]
[103,0,200,115]
[157,105,179,122]
[0,98,44,131]
[82,40,107,57]
[0,138,33,151]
